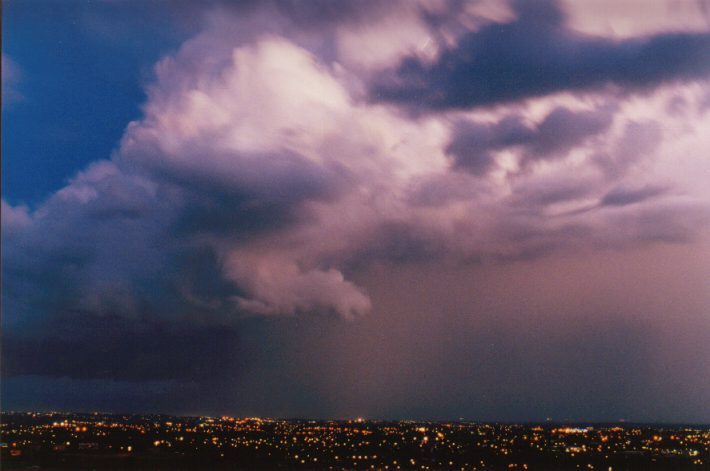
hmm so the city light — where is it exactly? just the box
[1,412,708,470]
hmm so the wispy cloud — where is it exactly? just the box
[2,53,24,106]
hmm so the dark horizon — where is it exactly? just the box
[3,410,710,428]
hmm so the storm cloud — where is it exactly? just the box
[2,0,710,420]
[372,0,710,110]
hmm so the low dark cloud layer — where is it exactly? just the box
[3,316,242,382]
[372,0,710,110]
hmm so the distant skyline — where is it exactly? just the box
[2,0,710,422]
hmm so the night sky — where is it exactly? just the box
[2,0,710,422]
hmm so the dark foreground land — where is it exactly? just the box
[1,412,708,470]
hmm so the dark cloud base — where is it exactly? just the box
[372,0,710,110]
[2,315,243,382]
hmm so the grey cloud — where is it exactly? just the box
[447,115,534,174]
[601,185,668,207]
[523,106,613,161]
[447,105,613,175]
[0,168,256,384]
[509,176,598,208]
[371,0,710,110]
[271,0,394,27]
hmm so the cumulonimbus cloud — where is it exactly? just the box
[3,0,710,382]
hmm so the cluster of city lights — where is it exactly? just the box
[1,412,707,470]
